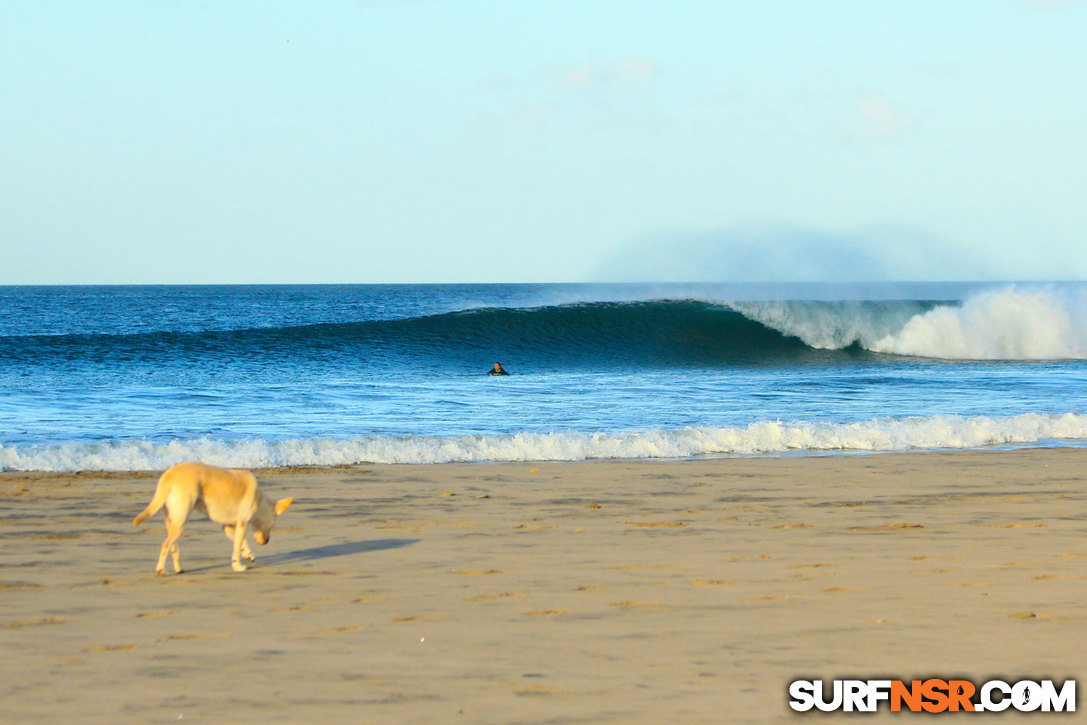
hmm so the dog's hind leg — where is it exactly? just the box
[157,515,185,576]
[223,525,255,562]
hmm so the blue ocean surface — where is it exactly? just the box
[1,282,1086,471]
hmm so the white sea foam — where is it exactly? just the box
[732,287,1087,360]
[2,413,1084,472]
[870,288,1087,359]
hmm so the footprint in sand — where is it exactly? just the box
[156,633,232,642]
[790,563,835,578]
[83,644,137,652]
[1033,574,1084,581]
[516,684,561,696]
[691,579,733,586]
[377,523,425,532]
[4,617,66,629]
[391,615,448,623]
[1009,611,1040,619]
[134,611,175,618]
[847,523,924,532]
[609,600,663,608]
[525,609,569,616]
[625,521,688,528]
[469,592,526,601]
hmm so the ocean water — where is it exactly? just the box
[1,282,1086,472]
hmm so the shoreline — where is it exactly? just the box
[4,410,1085,474]
[2,448,1084,722]
[2,441,1085,479]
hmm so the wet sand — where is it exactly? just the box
[1,449,1084,723]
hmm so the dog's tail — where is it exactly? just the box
[133,472,171,526]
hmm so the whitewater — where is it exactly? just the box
[1,282,1085,472]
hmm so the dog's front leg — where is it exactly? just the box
[231,520,249,572]
[223,525,255,562]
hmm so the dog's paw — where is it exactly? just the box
[244,553,255,562]
[232,561,248,572]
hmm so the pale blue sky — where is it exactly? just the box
[2,1,1086,284]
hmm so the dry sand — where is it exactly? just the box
[1,449,1084,723]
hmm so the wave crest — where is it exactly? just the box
[734,288,1087,360]
[869,289,1087,359]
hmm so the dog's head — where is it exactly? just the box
[253,496,294,545]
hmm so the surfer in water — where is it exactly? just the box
[488,362,510,376]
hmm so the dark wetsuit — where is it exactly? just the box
[488,366,510,376]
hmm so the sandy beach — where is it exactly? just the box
[1,449,1084,723]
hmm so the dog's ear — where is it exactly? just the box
[275,497,294,516]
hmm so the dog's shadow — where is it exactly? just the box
[258,538,418,567]
[180,538,417,574]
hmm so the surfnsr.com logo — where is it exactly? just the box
[788,679,1076,713]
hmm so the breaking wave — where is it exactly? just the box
[2,413,1084,472]
[728,287,1087,360]
[868,289,1087,359]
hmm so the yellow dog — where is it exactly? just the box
[134,462,293,575]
